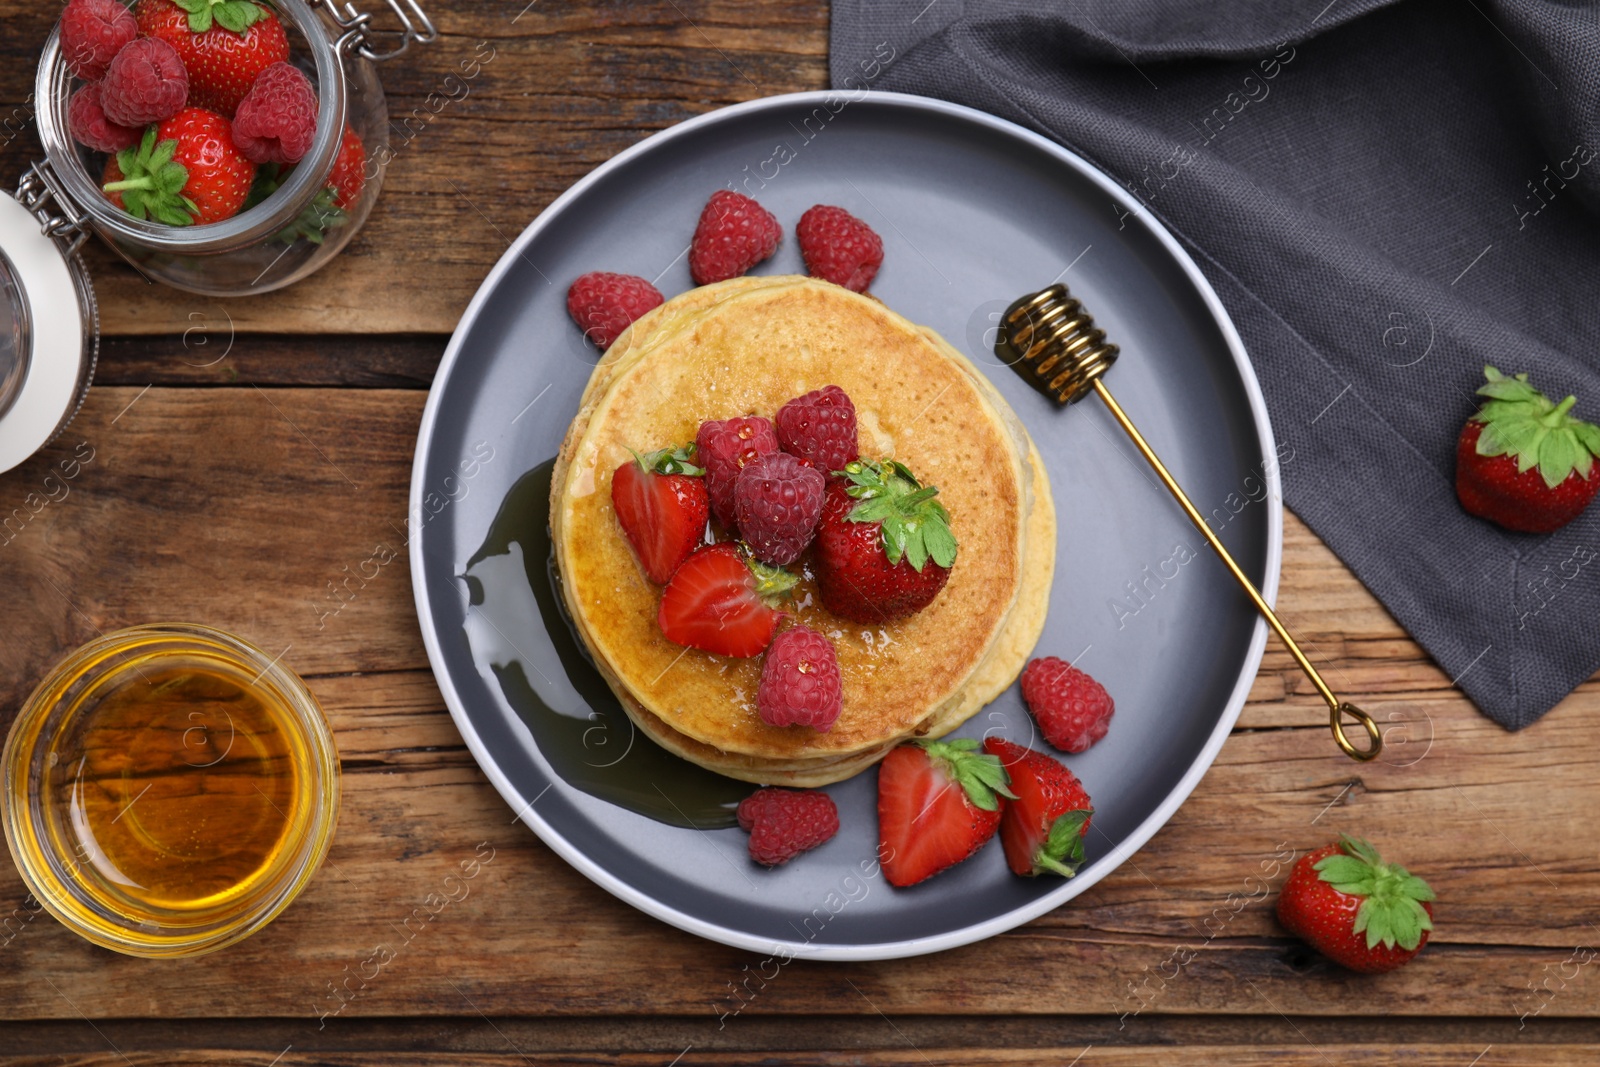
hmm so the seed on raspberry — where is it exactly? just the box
[1020,656,1115,753]
[696,415,779,532]
[776,385,860,474]
[757,624,843,731]
[99,37,188,128]
[688,189,781,285]
[68,83,143,154]
[231,62,317,165]
[735,451,825,566]
[737,787,839,866]
[797,204,884,293]
[60,0,138,81]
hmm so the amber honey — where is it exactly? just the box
[3,625,339,957]
[57,663,299,915]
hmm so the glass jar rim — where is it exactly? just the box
[1,622,341,958]
[32,0,351,255]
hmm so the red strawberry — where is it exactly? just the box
[1276,836,1436,974]
[60,0,138,81]
[796,204,883,293]
[68,83,143,154]
[814,459,957,623]
[102,110,256,225]
[688,190,781,285]
[658,543,795,658]
[1455,365,1600,533]
[734,451,826,566]
[327,125,367,209]
[757,624,842,731]
[99,36,189,127]
[983,738,1092,878]
[134,0,290,117]
[877,738,1015,887]
[567,271,664,350]
[737,787,839,866]
[1020,657,1114,753]
[696,415,779,532]
[610,444,708,585]
[776,384,860,473]
[231,61,316,164]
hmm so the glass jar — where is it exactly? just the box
[2,624,341,957]
[23,0,435,296]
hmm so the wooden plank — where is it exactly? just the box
[95,334,446,388]
[2,385,1598,1021]
[0,1,830,337]
[0,1048,1591,1067]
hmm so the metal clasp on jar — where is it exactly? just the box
[16,162,88,255]
[318,0,438,62]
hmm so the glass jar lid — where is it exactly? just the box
[0,191,96,474]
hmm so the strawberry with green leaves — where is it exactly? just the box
[815,458,957,623]
[102,109,256,225]
[983,737,1093,878]
[135,0,291,116]
[1276,835,1436,974]
[657,543,794,658]
[611,444,708,585]
[1456,366,1600,533]
[877,738,1014,887]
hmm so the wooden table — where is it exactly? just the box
[3,3,1598,1062]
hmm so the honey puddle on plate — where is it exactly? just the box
[56,663,298,916]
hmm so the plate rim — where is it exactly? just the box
[408,89,1282,962]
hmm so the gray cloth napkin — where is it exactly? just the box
[830,0,1600,729]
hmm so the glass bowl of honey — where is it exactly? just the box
[2,624,339,957]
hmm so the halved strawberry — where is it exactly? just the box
[657,543,795,658]
[611,444,708,584]
[877,738,1015,888]
[983,737,1093,878]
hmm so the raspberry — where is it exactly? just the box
[99,37,188,128]
[776,385,860,474]
[68,83,142,154]
[736,787,839,866]
[689,189,781,285]
[231,62,317,165]
[566,271,664,350]
[695,415,778,532]
[60,0,137,81]
[734,452,825,566]
[1020,657,1115,753]
[757,625,843,731]
[797,205,884,293]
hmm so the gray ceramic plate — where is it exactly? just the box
[410,91,1280,961]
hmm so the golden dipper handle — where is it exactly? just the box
[1090,379,1382,761]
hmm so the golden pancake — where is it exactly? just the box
[550,276,1054,784]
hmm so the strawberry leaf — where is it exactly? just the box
[103,130,195,226]
[1317,836,1435,952]
[1032,808,1092,878]
[1540,429,1586,489]
[631,443,704,477]
[839,458,959,573]
[1470,369,1600,487]
[917,738,1015,811]
[175,0,265,34]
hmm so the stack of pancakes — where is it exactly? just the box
[550,276,1055,786]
